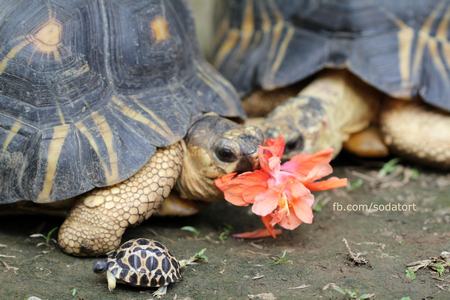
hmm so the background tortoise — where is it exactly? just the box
[211,0,450,169]
[93,238,186,297]
[0,0,263,256]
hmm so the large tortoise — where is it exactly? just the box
[212,0,450,169]
[0,0,263,256]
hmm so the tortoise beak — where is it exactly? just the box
[233,125,263,173]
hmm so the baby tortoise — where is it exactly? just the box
[93,238,197,297]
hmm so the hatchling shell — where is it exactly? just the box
[107,238,181,287]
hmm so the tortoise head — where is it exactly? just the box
[261,95,337,159]
[93,259,108,274]
[176,114,263,202]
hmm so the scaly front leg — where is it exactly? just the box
[58,143,183,256]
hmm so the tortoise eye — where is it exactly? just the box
[284,136,304,154]
[213,139,240,163]
[216,148,237,162]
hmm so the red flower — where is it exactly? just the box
[215,136,347,238]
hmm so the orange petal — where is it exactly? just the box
[282,148,334,177]
[277,208,303,230]
[223,185,249,206]
[300,163,333,183]
[242,185,268,204]
[231,170,269,186]
[214,173,237,191]
[233,228,282,239]
[258,136,285,172]
[263,136,285,158]
[291,196,314,224]
[285,180,310,199]
[252,189,279,216]
[261,214,277,238]
[305,177,348,191]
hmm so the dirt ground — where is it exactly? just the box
[1,155,449,300]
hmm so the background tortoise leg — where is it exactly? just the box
[343,125,389,158]
[381,98,450,170]
[58,143,183,256]
[154,190,201,217]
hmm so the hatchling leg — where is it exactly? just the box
[153,285,168,298]
[106,270,117,292]
[58,143,183,256]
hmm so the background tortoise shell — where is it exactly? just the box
[107,238,181,287]
[213,0,450,112]
[0,0,244,204]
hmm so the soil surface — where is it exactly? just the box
[1,156,449,300]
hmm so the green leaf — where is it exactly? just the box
[46,227,59,244]
[430,263,445,276]
[313,203,323,212]
[218,232,228,242]
[410,169,419,180]
[71,288,77,296]
[332,285,345,294]
[348,178,363,191]
[222,223,233,233]
[181,226,201,238]
[269,250,290,265]
[344,289,358,297]
[30,227,59,247]
[399,297,411,300]
[218,223,233,242]
[406,268,416,280]
[378,158,401,177]
[192,248,208,261]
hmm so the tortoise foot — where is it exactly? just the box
[58,145,183,256]
[381,98,450,170]
[343,125,389,158]
[153,286,167,298]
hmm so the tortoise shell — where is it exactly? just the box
[213,0,450,111]
[0,0,244,204]
[106,238,181,287]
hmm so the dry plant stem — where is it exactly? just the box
[146,228,175,244]
[288,285,310,290]
[351,166,415,189]
[343,238,369,265]
[0,259,19,274]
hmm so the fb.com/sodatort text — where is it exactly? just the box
[333,202,417,212]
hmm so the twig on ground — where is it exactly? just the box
[0,259,19,274]
[343,238,369,265]
[288,284,309,290]
[145,228,175,243]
